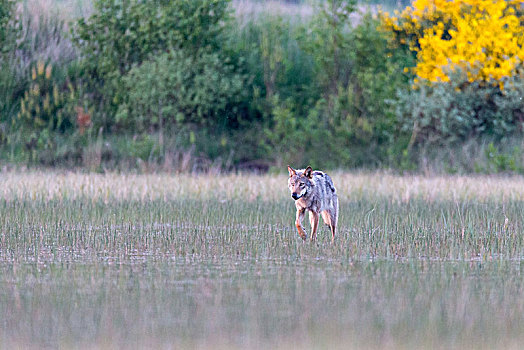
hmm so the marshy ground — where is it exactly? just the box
[1,172,523,349]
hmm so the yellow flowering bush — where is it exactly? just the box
[382,0,524,85]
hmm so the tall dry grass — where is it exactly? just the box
[16,0,91,73]
[3,170,524,203]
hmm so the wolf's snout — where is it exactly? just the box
[292,193,300,200]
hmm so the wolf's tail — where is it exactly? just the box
[325,174,336,193]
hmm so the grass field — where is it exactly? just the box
[1,171,523,349]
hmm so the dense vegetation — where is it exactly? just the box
[0,0,523,172]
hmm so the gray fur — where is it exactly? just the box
[287,165,339,242]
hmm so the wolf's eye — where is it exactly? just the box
[299,183,304,188]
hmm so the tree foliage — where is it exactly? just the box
[116,49,246,130]
[0,0,19,56]
[71,0,232,121]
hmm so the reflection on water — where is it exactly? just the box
[1,253,523,349]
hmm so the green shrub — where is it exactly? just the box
[482,142,522,174]
[351,14,415,144]
[262,5,414,168]
[0,0,19,58]
[116,49,245,151]
[71,0,233,124]
[0,0,22,143]
[298,0,357,96]
[0,61,19,145]
[262,96,310,167]
[226,12,318,127]
[232,14,316,102]
[9,61,79,162]
[394,72,524,147]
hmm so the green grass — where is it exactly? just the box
[1,172,523,349]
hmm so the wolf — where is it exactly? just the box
[287,165,339,242]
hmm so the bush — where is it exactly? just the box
[262,5,414,168]
[0,0,19,58]
[0,61,19,145]
[116,49,246,132]
[381,0,524,84]
[71,0,233,124]
[382,0,524,159]
[0,0,22,143]
[9,61,81,163]
[394,72,524,146]
[227,12,317,120]
[298,0,357,96]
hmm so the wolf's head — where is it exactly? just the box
[287,165,313,200]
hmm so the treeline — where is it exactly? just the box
[1,0,523,173]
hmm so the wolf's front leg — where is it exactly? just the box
[295,208,307,240]
[309,210,319,241]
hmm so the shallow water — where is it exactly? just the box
[1,189,523,348]
[1,256,522,349]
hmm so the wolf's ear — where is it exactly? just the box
[287,165,296,177]
[304,166,313,178]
